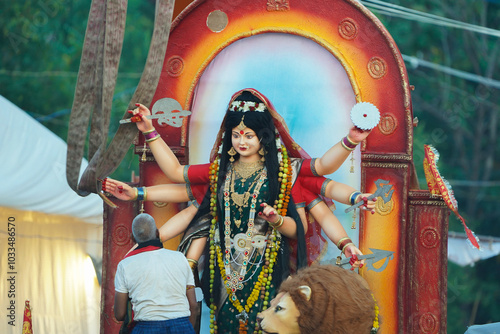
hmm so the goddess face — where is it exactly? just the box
[231,126,261,162]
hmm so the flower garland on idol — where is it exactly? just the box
[208,132,292,333]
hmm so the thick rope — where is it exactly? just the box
[66,0,108,196]
[95,0,175,181]
[66,0,175,196]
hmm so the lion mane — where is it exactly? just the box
[278,264,375,333]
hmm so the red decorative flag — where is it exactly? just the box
[423,145,481,249]
[22,300,33,334]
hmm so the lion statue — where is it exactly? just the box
[257,265,376,334]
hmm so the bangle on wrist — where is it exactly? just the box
[137,187,146,201]
[146,134,160,143]
[337,237,353,251]
[269,215,284,229]
[336,237,351,249]
[132,187,138,200]
[346,135,359,146]
[341,136,358,151]
[342,242,355,254]
[349,191,362,205]
[143,128,160,143]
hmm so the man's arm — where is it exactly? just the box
[114,292,129,321]
[186,287,198,328]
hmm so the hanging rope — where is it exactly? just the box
[66,0,175,199]
[66,0,109,197]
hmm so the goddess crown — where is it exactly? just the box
[229,100,266,112]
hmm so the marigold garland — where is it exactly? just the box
[371,293,380,333]
[207,143,291,334]
[275,146,292,216]
[208,158,219,334]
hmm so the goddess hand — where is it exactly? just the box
[258,203,280,223]
[348,126,371,144]
[344,244,365,270]
[128,103,154,133]
[102,178,136,201]
[357,193,376,214]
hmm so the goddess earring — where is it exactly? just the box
[259,147,266,162]
[228,147,237,162]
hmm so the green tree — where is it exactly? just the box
[0,0,155,181]
[2,1,499,332]
[368,0,500,332]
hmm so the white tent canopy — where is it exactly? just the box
[0,95,103,223]
[0,96,103,334]
[448,231,500,267]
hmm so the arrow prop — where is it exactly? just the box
[119,97,192,127]
[326,248,395,273]
[345,179,394,213]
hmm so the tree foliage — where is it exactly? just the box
[1,0,499,332]
[0,0,155,180]
[377,0,500,227]
[372,0,500,331]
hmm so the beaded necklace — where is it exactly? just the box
[230,167,263,228]
[207,145,292,334]
[216,229,281,333]
[223,167,267,295]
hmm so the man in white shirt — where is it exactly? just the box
[114,213,197,333]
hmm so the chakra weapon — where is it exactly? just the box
[345,179,394,213]
[119,97,192,127]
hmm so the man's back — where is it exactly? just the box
[115,248,194,321]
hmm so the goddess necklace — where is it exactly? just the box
[223,167,267,299]
[230,167,262,228]
[233,160,264,182]
[208,146,291,333]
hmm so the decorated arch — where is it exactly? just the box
[102,1,448,333]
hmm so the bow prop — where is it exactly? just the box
[423,145,480,250]
[345,179,394,213]
[119,97,191,127]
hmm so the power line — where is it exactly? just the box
[0,69,142,79]
[361,0,500,38]
[418,178,500,187]
[358,0,500,88]
[449,231,500,242]
[26,86,137,124]
[33,109,71,122]
[2,3,498,89]
[402,54,500,89]
[448,180,500,187]
[0,70,77,77]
